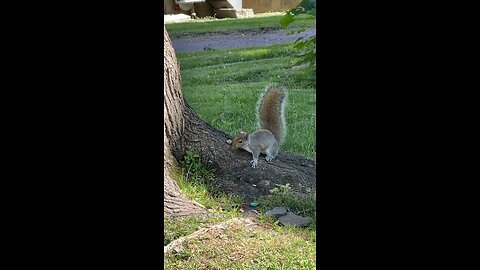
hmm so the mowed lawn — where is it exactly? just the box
[176,44,316,159]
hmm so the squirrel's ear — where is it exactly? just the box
[239,128,244,133]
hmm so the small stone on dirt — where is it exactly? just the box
[258,180,270,188]
[265,207,287,217]
[278,212,313,228]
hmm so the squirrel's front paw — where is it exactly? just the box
[250,159,258,168]
[265,156,274,162]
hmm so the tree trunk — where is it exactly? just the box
[164,26,207,218]
[163,26,316,218]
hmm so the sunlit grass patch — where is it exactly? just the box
[164,219,316,269]
[177,44,316,159]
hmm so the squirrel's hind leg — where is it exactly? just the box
[265,147,278,162]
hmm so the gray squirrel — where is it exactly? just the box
[229,85,287,168]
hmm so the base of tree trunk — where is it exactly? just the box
[179,105,316,200]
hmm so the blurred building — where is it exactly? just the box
[164,0,301,18]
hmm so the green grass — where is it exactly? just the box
[165,150,243,246]
[254,188,317,257]
[177,44,316,159]
[165,150,316,269]
[258,184,316,220]
[164,219,316,269]
[176,150,243,213]
[165,14,315,37]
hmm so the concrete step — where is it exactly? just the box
[238,8,254,17]
[213,8,253,18]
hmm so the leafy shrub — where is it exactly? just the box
[280,0,316,71]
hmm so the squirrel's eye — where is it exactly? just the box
[238,140,243,143]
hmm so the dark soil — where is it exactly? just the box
[170,27,316,52]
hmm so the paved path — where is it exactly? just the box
[170,27,316,52]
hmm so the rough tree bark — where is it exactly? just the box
[164,26,207,218]
[163,26,316,218]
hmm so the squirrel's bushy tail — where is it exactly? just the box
[256,84,287,144]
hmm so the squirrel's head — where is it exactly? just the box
[231,130,248,151]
